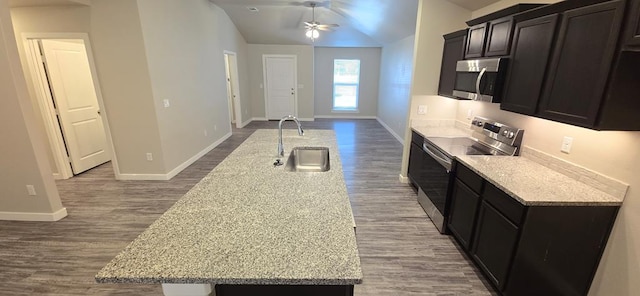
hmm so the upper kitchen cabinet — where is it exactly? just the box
[500,0,640,130]
[465,4,544,59]
[438,29,467,98]
[623,0,640,46]
[538,0,625,127]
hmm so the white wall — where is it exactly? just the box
[377,35,415,141]
[247,44,314,120]
[313,47,381,118]
[0,0,64,219]
[10,5,91,176]
[136,0,249,172]
[90,0,165,175]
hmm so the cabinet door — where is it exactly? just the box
[438,30,467,98]
[624,0,640,46]
[501,14,559,115]
[484,17,514,57]
[448,179,480,250]
[471,201,519,291]
[538,0,624,127]
[408,142,423,187]
[465,23,487,59]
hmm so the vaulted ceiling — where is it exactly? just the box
[211,0,502,47]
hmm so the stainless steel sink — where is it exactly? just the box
[284,147,330,172]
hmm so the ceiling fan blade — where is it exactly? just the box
[317,23,339,28]
[304,21,314,26]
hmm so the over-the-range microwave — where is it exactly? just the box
[453,57,508,103]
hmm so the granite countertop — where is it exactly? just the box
[457,155,623,206]
[96,129,363,285]
[411,125,472,139]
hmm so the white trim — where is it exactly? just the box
[252,117,268,121]
[263,54,298,120]
[22,33,120,180]
[376,117,404,144]
[52,173,63,180]
[0,207,68,221]
[297,118,315,121]
[399,174,409,184]
[223,50,243,129]
[331,109,360,113]
[314,115,376,119]
[240,118,253,128]
[118,132,232,181]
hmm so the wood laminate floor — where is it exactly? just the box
[0,119,495,295]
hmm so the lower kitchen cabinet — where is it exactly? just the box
[471,201,519,290]
[448,161,619,295]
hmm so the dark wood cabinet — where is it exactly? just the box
[501,14,559,115]
[471,201,519,290]
[538,0,625,127]
[448,179,480,249]
[438,29,467,98]
[465,23,487,59]
[484,17,514,57]
[448,161,619,295]
[408,132,425,188]
[624,0,640,46]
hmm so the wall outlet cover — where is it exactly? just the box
[561,136,573,154]
[418,105,427,115]
[163,99,170,108]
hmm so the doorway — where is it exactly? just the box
[263,55,297,120]
[22,33,116,180]
[223,50,242,128]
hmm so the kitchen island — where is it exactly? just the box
[96,129,362,296]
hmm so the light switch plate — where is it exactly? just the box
[561,136,573,154]
[163,99,170,108]
[418,105,427,115]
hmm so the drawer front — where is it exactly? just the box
[456,163,484,193]
[483,182,525,225]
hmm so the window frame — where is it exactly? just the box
[332,59,361,112]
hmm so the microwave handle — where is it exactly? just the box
[475,67,487,101]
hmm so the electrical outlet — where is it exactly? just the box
[204,129,208,137]
[561,136,573,154]
[214,125,217,131]
[418,105,427,115]
[467,109,474,119]
[26,185,36,196]
[146,153,153,161]
[163,99,170,108]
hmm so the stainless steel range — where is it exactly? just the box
[414,116,524,234]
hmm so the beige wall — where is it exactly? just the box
[10,5,91,176]
[90,0,165,174]
[136,0,249,172]
[377,35,415,140]
[247,44,314,120]
[314,47,381,118]
[0,0,63,216]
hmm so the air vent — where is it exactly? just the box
[247,7,259,12]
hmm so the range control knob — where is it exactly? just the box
[508,131,515,139]
[476,121,483,127]
[502,130,509,137]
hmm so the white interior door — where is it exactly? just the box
[264,56,296,120]
[224,54,235,123]
[41,39,110,174]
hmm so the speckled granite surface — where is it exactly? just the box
[457,155,623,206]
[411,125,472,139]
[96,130,362,285]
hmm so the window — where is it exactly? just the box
[333,59,360,111]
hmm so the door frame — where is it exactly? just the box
[21,32,119,180]
[262,54,298,119]
[223,50,242,129]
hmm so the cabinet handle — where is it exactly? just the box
[475,67,486,101]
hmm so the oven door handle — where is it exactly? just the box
[475,67,486,101]
[423,142,453,173]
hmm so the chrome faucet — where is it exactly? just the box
[278,115,304,157]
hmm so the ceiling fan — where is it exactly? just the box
[304,2,339,41]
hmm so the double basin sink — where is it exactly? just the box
[284,147,330,172]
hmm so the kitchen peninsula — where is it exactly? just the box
[96,129,362,296]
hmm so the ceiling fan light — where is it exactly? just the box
[311,29,319,39]
[305,29,313,38]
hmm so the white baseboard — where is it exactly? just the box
[314,115,377,119]
[0,207,67,221]
[376,117,404,144]
[252,117,268,121]
[240,118,253,128]
[399,174,409,183]
[297,118,315,121]
[52,173,65,180]
[117,132,233,181]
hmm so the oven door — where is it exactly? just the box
[416,140,454,234]
[452,58,507,102]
